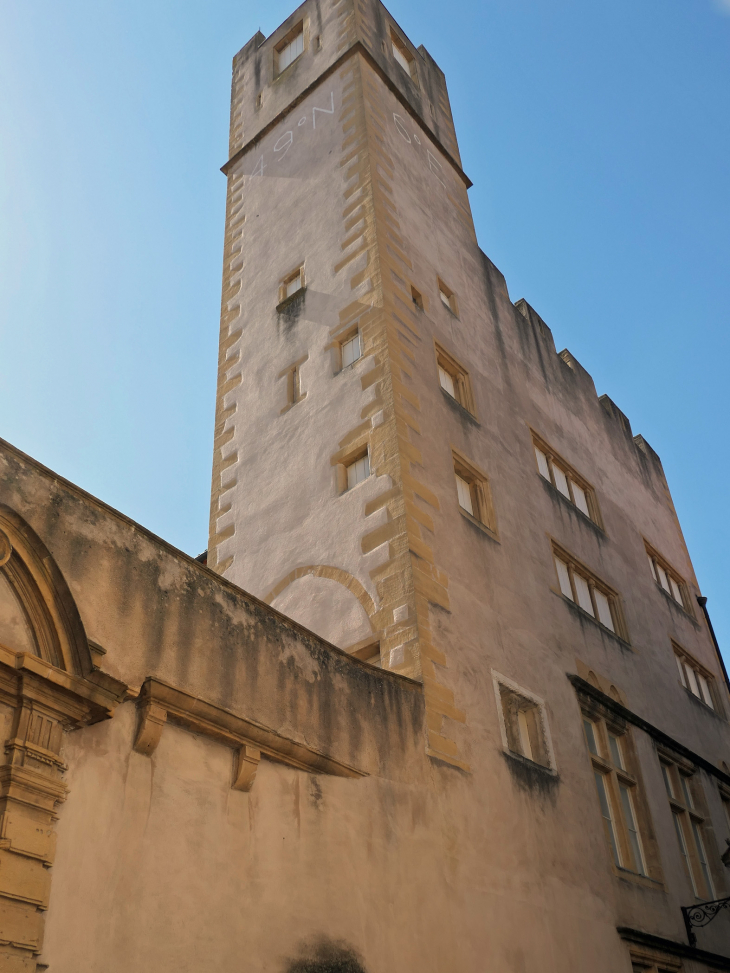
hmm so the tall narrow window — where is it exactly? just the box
[278,265,305,305]
[582,716,648,876]
[453,450,497,535]
[275,24,304,74]
[346,452,370,490]
[341,331,362,368]
[552,543,627,640]
[660,757,716,900]
[278,355,308,414]
[532,433,601,526]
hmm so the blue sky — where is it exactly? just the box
[0,0,728,663]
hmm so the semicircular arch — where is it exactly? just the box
[263,565,377,628]
[0,504,92,675]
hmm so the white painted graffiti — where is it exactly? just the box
[392,112,446,187]
[247,92,335,178]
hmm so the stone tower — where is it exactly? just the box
[208,0,477,767]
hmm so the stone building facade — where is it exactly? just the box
[0,1,728,970]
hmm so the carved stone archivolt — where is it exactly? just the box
[0,507,127,972]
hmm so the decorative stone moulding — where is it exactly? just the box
[133,678,367,792]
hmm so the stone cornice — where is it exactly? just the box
[569,674,730,787]
[133,677,368,791]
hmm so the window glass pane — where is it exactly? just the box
[680,775,694,810]
[341,333,361,368]
[647,555,658,582]
[676,655,687,688]
[572,481,590,517]
[594,590,614,631]
[438,366,455,397]
[439,288,451,309]
[455,474,473,515]
[583,719,599,756]
[656,563,671,593]
[697,672,713,709]
[555,557,573,599]
[686,665,701,699]
[608,734,624,769]
[347,453,369,490]
[286,273,301,297]
[691,819,715,899]
[574,573,594,616]
[594,771,621,866]
[553,464,571,499]
[517,709,534,761]
[534,446,550,481]
[661,763,675,799]
[669,576,683,606]
[673,811,698,896]
[392,42,411,73]
[619,783,646,875]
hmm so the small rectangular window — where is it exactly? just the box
[535,445,551,481]
[276,24,304,74]
[552,543,625,640]
[453,451,497,534]
[435,344,476,416]
[341,332,362,368]
[532,432,602,527]
[346,452,370,490]
[390,29,415,81]
[278,355,308,414]
[437,278,458,316]
[278,265,305,305]
[495,674,554,771]
[411,285,423,310]
[645,542,691,614]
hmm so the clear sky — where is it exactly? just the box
[1,0,728,664]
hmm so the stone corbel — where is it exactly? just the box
[233,745,261,792]
[133,702,167,756]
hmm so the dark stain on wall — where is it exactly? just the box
[283,937,367,973]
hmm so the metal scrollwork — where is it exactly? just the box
[681,896,730,947]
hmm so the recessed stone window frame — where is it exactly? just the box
[627,942,683,973]
[580,703,662,886]
[658,748,718,902]
[331,431,372,495]
[672,640,722,715]
[645,541,694,617]
[338,326,362,371]
[277,265,306,307]
[389,27,418,84]
[532,431,603,528]
[274,20,307,77]
[435,342,477,418]
[278,354,308,415]
[410,284,424,310]
[492,671,556,773]
[551,540,629,642]
[452,447,497,538]
[437,277,458,317]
